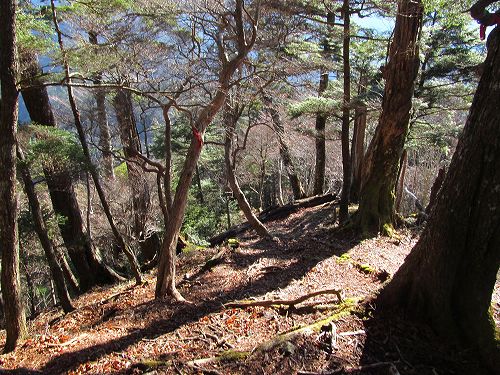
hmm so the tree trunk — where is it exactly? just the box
[20,52,121,292]
[0,0,28,352]
[114,88,154,262]
[313,12,335,196]
[155,0,256,300]
[263,96,305,200]
[89,32,114,179]
[339,2,351,223]
[356,0,423,234]
[17,147,75,313]
[378,24,500,372]
[224,100,272,239]
[51,1,142,285]
[350,104,367,202]
[395,149,408,213]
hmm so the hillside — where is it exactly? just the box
[0,204,497,375]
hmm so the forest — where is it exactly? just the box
[0,0,499,374]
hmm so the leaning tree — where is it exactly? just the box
[378,2,500,370]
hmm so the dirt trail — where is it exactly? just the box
[0,205,496,374]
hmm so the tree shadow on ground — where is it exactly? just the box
[7,207,361,375]
[358,304,494,375]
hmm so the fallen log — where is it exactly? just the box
[209,193,337,246]
[224,288,343,309]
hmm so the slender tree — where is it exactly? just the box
[356,0,423,234]
[17,147,74,313]
[339,0,352,223]
[378,4,500,370]
[0,0,28,352]
[155,0,258,300]
[224,96,273,239]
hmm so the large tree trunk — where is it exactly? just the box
[263,95,305,200]
[0,0,28,352]
[339,2,351,223]
[378,22,500,371]
[155,0,257,300]
[114,88,154,262]
[224,99,272,239]
[51,1,142,285]
[20,52,121,292]
[356,0,423,234]
[89,32,114,179]
[17,147,74,313]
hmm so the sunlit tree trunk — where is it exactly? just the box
[155,0,257,300]
[0,0,27,352]
[379,21,500,371]
[356,0,423,234]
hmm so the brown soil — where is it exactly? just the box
[0,204,497,375]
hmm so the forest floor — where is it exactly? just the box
[0,203,498,375]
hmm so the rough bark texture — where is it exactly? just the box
[0,0,28,352]
[155,0,257,299]
[89,32,114,179]
[378,25,500,372]
[17,148,74,313]
[263,95,305,200]
[20,52,120,292]
[357,0,423,234]
[224,100,272,239]
[114,89,154,262]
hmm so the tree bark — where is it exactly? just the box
[378,24,500,372]
[50,0,142,285]
[20,52,120,292]
[89,32,114,179]
[356,0,423,234]
[114,88,154,262]
[224,99,272,239]
[155,0,257,300]
[350,103,367,202]
[0,0,28,352]
[263,95,306,200]
[395,149,408,213]
[339,2,351,223]
[17,147,74,313]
